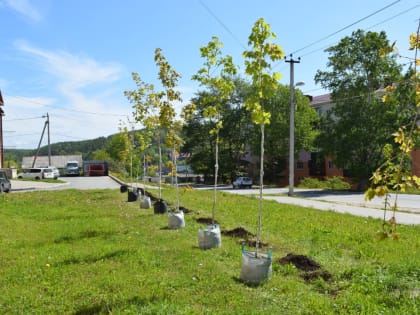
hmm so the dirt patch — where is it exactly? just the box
[279,253,321,271]
[279,253,332,282]
[179,206,194,214]
[301,270,332,282]
[196,217,218,225]
[222,227,255,238]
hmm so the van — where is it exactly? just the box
[17,168,44,180]
[65,161,80,176]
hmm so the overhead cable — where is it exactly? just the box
[291,0,401,55]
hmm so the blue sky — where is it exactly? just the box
[1,0,419,149]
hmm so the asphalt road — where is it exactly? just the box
[11,176,121,191]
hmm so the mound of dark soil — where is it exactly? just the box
[222,227,255,238]
[279,253,321,272]
[178,206,194,214]
[196,217,218,225]
[279,253,332,282]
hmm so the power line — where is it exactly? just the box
[299,4,420,59]
[198,0,247,50]
[291,0,401,55]
[4,116,44,121]
[366,4,420,31]
[4,133,40,138]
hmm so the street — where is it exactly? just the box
[11,176,121,191]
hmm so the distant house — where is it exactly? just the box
[21,155,83,170]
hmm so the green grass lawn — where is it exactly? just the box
[0,187,418,314]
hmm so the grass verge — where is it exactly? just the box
[0,187,418,314]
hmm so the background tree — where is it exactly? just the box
[256,84,319,183]
[365,26,420,237]
[191,36,237,220]
[92,149,111,161]
[106,130,131,175]
[315,29,405,189]
[243,18,284,252]
[153,48,183,199]
[125,48,181,200]
[182,78,251,181]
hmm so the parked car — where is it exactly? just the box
[43,167,60,179]
[17,168,45,180]
[232,176,253,189]
[0,170,11,193]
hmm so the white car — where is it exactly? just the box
[43,167,60,179]
[232,177,253,189]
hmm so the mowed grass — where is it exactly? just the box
[0,187,419,314]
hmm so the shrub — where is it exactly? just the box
[298,177,323,188]
[324,176,351,190]
[298,176,351,190]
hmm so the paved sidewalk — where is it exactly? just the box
[222,188,420,226]
[262,195,420,225]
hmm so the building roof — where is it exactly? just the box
[22,155,83,168]
[310,93,331,106]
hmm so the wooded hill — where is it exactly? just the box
[4,135,111,167]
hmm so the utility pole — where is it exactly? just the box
[32,113,51,168]
[285,55,301,196]
[47,113,51,166]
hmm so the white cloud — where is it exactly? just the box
[6,95,55,111]
[4,0,42,22]
[4,41,130,148]
[14,40,121,90]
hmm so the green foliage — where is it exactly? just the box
[298,176,351,190]
[242,17,285,251]
[262,85,319,182]
[92,149,111,161]
[0,189,418,314]
[315,29,406,182]
[192,36,238,216]
[182,78,252,180]
[298,177,324,189]
[365,26,420,237]
[243,18,284,127]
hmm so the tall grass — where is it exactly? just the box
[0,187,418,314]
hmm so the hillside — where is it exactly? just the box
[4,135,112,166]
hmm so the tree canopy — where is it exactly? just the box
[314,29,408,186]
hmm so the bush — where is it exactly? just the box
[298,177,323,188]
[324,176,351,190]
[298,176,351,190]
